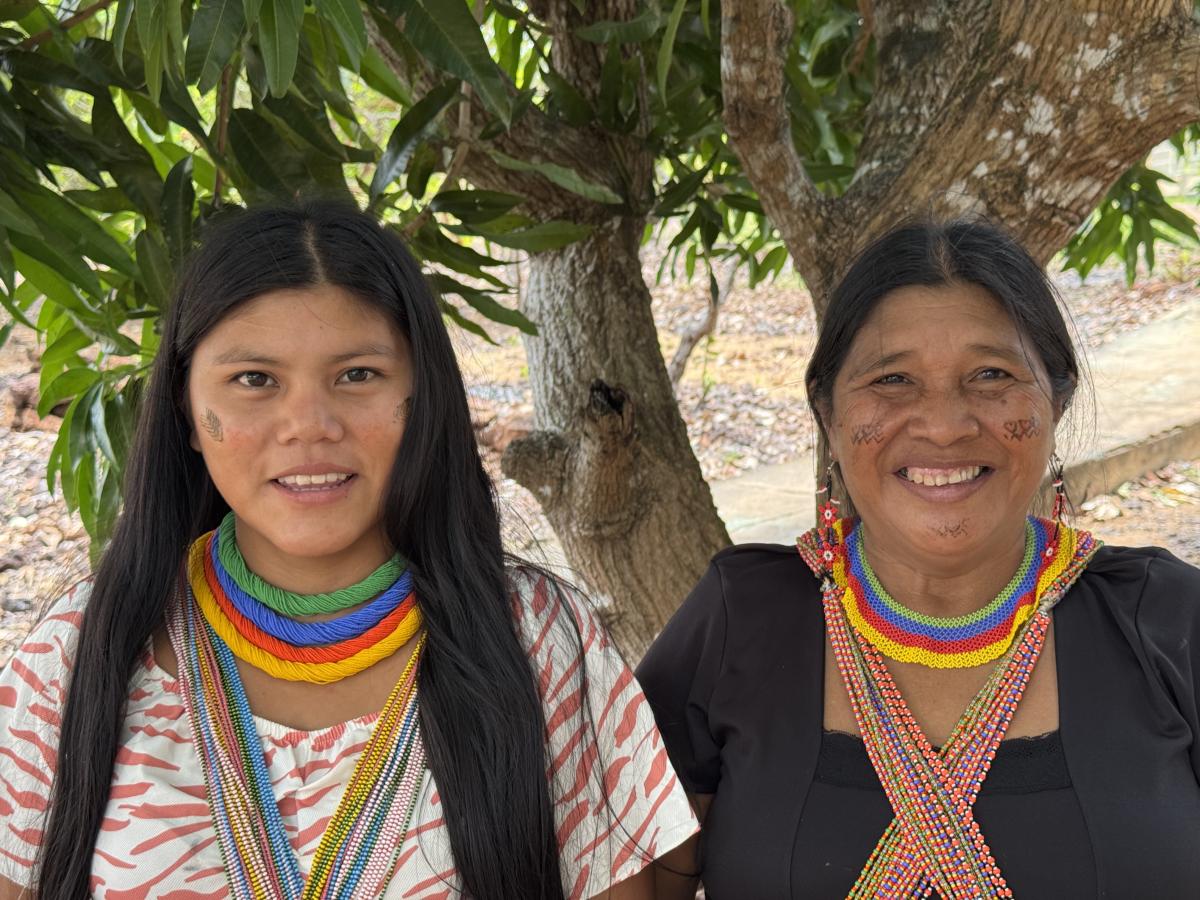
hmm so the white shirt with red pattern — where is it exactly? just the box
[0,571,697,898]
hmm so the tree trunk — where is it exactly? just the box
[723,0,1200,312]
[501,218,730,657]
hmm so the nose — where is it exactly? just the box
[905,385,981,446]
[273,383,346,445]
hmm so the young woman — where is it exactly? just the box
[0,203,697,899]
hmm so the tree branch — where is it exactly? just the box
[18,0,117,49]
[720,0,832,297]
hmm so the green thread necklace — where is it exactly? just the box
[215,512,405,617]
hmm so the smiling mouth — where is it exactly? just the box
[273,473,356,491]
[898,465,991,486]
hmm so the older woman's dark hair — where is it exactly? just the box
[37,203,570,899]
[805,219,1079,435]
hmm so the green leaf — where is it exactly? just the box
[161,156,195,264]
[438,296,496,345]
[432,273,537,335]
[38,328,91,390]
[260,92,348,159]
[38,366,100,418]
[358,45,413,105]
[430,189,524,224]
[655,160,712,215]
[10,240,101,309]
[318,0,366,71]
[135,0,167,101]
[0,187,39,235]
[656,0,686,100]
[474,221,593,252]
[541,67,592,127]
[10,181,137,277]
[63,187,136,213]
[0,0,38,22]
[113,0,135,71]
[136,228,174,308]
[574,8,662,43]
[488,150,623,205]
[405,0,513,126]
[368,80,460,202]
[227,107,294,197]
[186,0,245,93]
[258,0,305,97]
[244,0,262,26]
[90,384,119,468]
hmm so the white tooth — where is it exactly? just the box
[934,473,948,486]
[296,474,312,485]
[312,473,328,484]
[948,471,963,484]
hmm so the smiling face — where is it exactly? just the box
[186,284,413,591]
[825,281,1059,568]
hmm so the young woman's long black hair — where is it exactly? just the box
[37,202,568,898]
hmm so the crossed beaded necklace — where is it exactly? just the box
[166,517,427,900]
[798,516,1099,899]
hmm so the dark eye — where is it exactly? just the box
[339,367,378,384]
[234,371,274,388]
[976,367,1011,381]
[874,373,908,385]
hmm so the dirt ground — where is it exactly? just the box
[2,249,1199,665]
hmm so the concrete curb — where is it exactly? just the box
[1064,417,1200,502]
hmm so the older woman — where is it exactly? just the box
[639,220,1200,898]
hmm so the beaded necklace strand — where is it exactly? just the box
[216,512,405,616]
[167,534,428,900]
[797,517,1099,898]
[841,518,1056,669]
[190,538,422,683]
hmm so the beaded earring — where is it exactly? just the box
[1046,453,1067,559]
[816,461,842,574]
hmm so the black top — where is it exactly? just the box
[636,544,1200,898]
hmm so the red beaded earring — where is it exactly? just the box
[816,461,842,573]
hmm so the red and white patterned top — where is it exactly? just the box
[0,572,697,898]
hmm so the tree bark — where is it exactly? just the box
[723,0,1200,312]
[502,219,730,657]
[374,0,733,655]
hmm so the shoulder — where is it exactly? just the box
[703,542,822,612]
[1,579,91,688]
[1074,543,1200,650]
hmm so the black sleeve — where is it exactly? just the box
[1133,549,1200,781]
[635,560,728,795]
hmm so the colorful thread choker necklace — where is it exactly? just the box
[189,532,422,684]
[217,512,406,616]
[841,517,1060,669]
[167,561,426,900]
[798,516,1099,898]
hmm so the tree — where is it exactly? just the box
[722,0,1200,310]
[0,0,1196,656]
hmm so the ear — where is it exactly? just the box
[180,395,201,452]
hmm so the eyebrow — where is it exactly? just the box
[848,342,1030,380]
[210,344,399,366]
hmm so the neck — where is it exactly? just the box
[234,528,393,601]
[858,520,1029,618]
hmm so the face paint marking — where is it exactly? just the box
[201,408,224,443]
[393,396,411,423]
[1003,416,1041,441]
[851,421,885,445]
[935,521,968,538]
